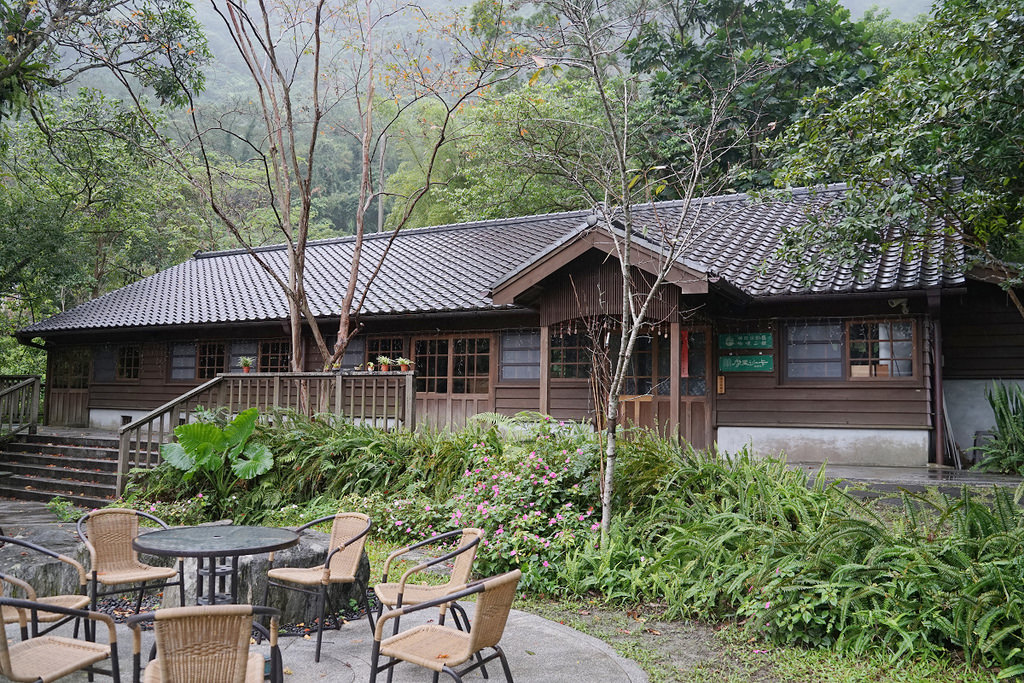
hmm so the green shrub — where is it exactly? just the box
[974,382,1024,474]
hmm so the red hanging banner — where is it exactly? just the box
[680,330,689,378]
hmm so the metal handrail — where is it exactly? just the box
[0,376,41,441]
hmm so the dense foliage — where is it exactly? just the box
[774,0,1024,283]
[124,410,1024,674]
[972,383,1024,474]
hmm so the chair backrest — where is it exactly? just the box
[467,569,521,652]
[151,604,255,683]
[445,528,485,589]
[82,508,144,574]
[327,512,371,578]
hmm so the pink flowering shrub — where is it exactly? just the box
[359,417,601,593]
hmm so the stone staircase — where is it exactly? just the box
[0,432,119,509]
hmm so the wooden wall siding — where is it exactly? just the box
[494,385,540,416]
[416,395,490,428]
[714,318,932,429]
[539,253,679,327]
[548,381,594,420]
[89,342,181,410]
[942,282,1024,378]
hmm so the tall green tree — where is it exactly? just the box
[627,0,880,192]
[774,0,1024,314]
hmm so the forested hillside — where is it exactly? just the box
[2,0,1019,373]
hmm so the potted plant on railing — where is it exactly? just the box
[238,356,255,373]
[376,356,393,372]
[395,357,412,372]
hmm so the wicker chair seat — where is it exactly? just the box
[380,624,473,672]
[1,594,90,624]
[374,581,456,608]
[6,634,111,682]
[142,652,265,683]
[267,564,354,586]
[95,563,178,585]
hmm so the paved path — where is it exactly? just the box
[6,602,647,682]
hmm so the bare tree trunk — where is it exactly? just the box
[601,396,618,546]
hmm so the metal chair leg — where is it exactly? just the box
[442,665,464,682]
[362,588,375,632]
[494,645,514,682]
[451,604,488,679]
[315,585,327,663]
[134,580,147,615]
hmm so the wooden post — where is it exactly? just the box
[116,430,131,496]
[539,325,550,415]
[29,377,40,434]
[334,374,343,417]
[404,372,416,429]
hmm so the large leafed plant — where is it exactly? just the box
[160,408,274,514]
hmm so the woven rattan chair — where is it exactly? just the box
[370,569,521,683]
[0,596,121,682]
[77,508,185,630]
[375,528,484,631]
[127,604,282,683]
[0,535,90,639]
[263,511,373,662]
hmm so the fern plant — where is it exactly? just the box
[974,382,1024,474]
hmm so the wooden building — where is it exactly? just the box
[18,184,1024,468]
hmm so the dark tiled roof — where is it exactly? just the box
[19,185,964,336]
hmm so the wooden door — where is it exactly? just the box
[413,335,494,428]
[617,327,712,448]
[678,328,712,449]
[47,348,90,427]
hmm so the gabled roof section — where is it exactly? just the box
[18,184,966,338]
[18,210,587,336]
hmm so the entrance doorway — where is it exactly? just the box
[413,335,494,427]
[47,347,90,427]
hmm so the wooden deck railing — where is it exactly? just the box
[0,375,42,441]
[116,371,415,495]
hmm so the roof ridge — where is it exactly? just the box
[193,183,851,260]
[193,206,595,260]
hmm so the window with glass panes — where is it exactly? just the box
[848,320,914,378]
[785,319,915,381]
[116,345,141,380]
[620,333,673,396]
[550,332,592,379]
[414,339,449,393]
[453,337,490,393]
[258,340,291,372]
[197,342,226,379]
[367,337,404,363]
[500,330,540,381]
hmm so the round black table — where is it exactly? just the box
[133,526,299,605]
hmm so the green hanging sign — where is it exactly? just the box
[719,332,773,350]
[719,355,774,372]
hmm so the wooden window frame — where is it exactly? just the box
[366,337,405,364]
[783,318,918,384]
[258,340,292,373]
[846,319,916,381]
[413,334,494,395]
[115,345,142,381]
[499,329,541,383]
[197,342,227,379]
[549,332,593,380]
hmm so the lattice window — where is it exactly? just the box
[550,332,592,379]
[259,340,291,372]
[848,320,915,379]
[367,337,404,363]
[414,339,449,393]
[453,337,489,394]
[116,345,142,380]
[197,342,226,379]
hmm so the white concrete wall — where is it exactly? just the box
[717,426,930,467]
[89,409,151,431]
[944,379,1024,452]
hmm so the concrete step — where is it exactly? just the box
[3,441,121,460]
[0,461,118,485]
[0,477,113,509]
[22,433,119,450]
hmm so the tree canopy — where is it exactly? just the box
[774,0,1024,297]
